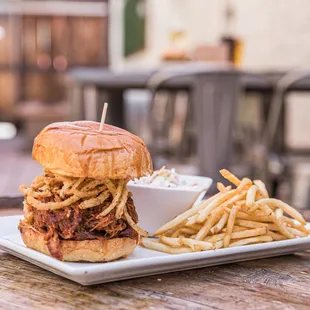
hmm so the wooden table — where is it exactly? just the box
[1,199,310,309]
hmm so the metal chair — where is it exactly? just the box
[146,70,195,168]
[253,70,310,205]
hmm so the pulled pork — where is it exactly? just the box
[19,196,139,260]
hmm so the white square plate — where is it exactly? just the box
[1,215,310,286]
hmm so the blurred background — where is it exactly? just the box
[1,0,310,210]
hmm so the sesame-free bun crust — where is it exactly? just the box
[20,226,137,262]
[32,121,153,180]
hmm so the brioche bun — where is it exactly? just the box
[32,121,153,180]
[20,225,137,262]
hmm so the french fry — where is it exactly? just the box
[205,228,266,242]
[141,238,192,254]
[171,230,181,238]
[214,240,224,249]
[179,228,197,235]
[253,198,306,225]
[163,231,174,237]
[196,190,237,223]
[236,218,278,232]
[236,211,271,223]
[191,189,246,226]
[171,228,196,238]
[230,227,267,239]
[252,208,273,217]
[181,238,214,251]
[205,233,224,243]
[224,205,240,247]
[286,227,308,237]
[221,192,247,209]
[237,178,253,191]
[210,212,229,234]
[207,235,224,242]
[259,205,294,239]
[197,189,247,223]
[236,200,246,206]
[266,223,280,231]
[229,236,273,247]
[220,169,241,186]
[195,207,224,240]
[217,182,226,193]
[266,231,286,241]
[253,180,269,198]
[186,214,199,226]
[235,219,266,229]
[275,208,284,219]
[203,181,251,222]
[216,183,231,193]
[236,200,247,210]
[232,226,248,232]
[246,185,258,207]
[153,192,222,235]
[159,236,182,247]
[187,223,203,231]
[281,216,308,233]
[224,207,231,213]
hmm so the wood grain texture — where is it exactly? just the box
[1,250,310,310]
[1,204,310,309]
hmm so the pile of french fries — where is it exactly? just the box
[141,169,310,254]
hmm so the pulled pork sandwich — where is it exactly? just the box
[19,121,153,262]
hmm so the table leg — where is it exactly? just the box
[193,73,240,184]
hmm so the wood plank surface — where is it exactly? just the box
[1,205,310,310]
[1,249,310,310]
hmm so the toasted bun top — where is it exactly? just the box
[32,121,153,180]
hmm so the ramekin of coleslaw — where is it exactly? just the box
[127,167,212,234]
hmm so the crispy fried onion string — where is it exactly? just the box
[26,194,81,211]
[79,190,110,209]
[115,187,128,219]
[102,179,117,196]
[20,172,147,236]
[96,180,124,218]
[124,207,148,237]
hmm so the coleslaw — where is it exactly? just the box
[133,167,202,189]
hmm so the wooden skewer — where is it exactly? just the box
[99,102,108,132]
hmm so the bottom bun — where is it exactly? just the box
[20,226,138,262]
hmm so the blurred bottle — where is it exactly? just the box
[221,36,243,67]
[220,0,243,67]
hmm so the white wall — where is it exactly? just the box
[233,0,310,70]
[117,0,310,71]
